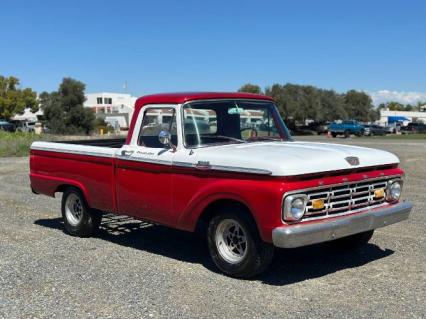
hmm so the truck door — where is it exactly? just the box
[115,105,177,226]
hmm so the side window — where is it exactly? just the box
[138,107,177,148]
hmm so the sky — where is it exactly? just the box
[1,0,425,105]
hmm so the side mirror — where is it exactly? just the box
[158,130,172,147]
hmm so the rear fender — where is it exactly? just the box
[30,173,91,205]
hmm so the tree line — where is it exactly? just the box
[377,101,425,112]
[238,83,379,124]
[2,74,422,135]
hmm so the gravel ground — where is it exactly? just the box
[0,137,425,318]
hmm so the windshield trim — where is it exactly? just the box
[180,99,292,149]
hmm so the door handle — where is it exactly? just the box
[121,150,134,156]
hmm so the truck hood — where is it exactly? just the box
[188,141,399,176]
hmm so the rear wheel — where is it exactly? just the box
[207,209,274,278]
[331,132,337,138]
[61,187,102,237]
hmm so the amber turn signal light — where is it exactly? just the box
[312,199,325,210]
[374,188,385,199]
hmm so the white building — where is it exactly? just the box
[84,92,138,129]
[379,108,426,126]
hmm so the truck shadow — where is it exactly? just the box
[34,214,394,286]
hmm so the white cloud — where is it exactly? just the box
[369,90,426,106]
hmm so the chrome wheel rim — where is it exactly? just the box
[65,193,83,226]
[215,219,248,264]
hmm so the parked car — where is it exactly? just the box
[12,120,36,133]
[29,92,412,278]
[364,125,386,136]
[308,122,330,135]
[401,122,426,134]
[328,120,365,138]
[0,119,16,132]
[291,125,316,136]
[384,125,399,134]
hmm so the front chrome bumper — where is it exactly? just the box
[272,201,413,248]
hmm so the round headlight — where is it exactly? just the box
[291,198,306,219]
[283,194,308,221]
[387,180,402,202]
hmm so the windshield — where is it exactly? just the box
[182,100,291,148]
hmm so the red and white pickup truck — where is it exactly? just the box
[30,92,413,278]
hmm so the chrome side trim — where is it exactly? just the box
[117,155,171,166]
[172,161,193,168]
[272,201,413,248]
[172,161,272,175]
[209,164,272,175]
[30,146,113,158]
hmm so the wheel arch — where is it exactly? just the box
[193,198,262,240]
[55,182,91,207]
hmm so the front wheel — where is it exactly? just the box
[207,211,274,278]
[61,187,102,237]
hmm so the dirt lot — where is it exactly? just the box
[0,137,425,318]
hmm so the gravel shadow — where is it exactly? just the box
[34,214,394,285]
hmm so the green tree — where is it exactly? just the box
[238,83,263,94]
[265,83,324,123]
[40,78,95,134]
[264,84,292,120]
[343,90,375,122]
[0,75,37,119]
[319,89,347,122]
[386,101,405,111]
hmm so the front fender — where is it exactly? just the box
[176,178,284,242]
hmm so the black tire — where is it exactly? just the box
[61,187,102,237]
[331,132,337,138]
[332,230,374,249]
[207,209,274,278]
[344,130,350,138]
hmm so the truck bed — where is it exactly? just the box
[30,138,122,212]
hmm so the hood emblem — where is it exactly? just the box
[345,156,360,166]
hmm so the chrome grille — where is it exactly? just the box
[302,178,391,220]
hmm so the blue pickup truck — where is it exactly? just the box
[328,120,365,138]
